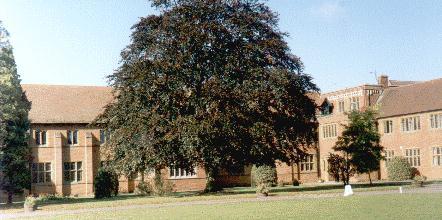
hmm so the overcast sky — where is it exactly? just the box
[1,0,441,92]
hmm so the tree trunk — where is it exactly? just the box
[204,166,220,193]
[7,191,13,204]
[368,171,372,185]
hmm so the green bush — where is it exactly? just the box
[94,168,119,199]
[252,165,276,196]
[135,181,152,196]
[292,179,300,186]
[152,174,174,196]
[387,157,413,181]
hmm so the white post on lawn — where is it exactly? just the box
[343,185,354,196]
[399,186,403,194]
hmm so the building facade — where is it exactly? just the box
[8,76,441,199]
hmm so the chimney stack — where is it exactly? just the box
[378,75,389,88]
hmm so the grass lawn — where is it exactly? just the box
[32,193,442,220]
[0,182,411,215]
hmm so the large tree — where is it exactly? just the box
[95,0,318,191]
[331,109,384,185]
[0,21,32,203]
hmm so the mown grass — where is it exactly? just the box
[32,193,442,220]
[0,182,411,215]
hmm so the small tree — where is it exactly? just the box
[252,165,276,196]
[327,153,354,185]
[94,168,119,199]
[387,157,413,181]
[333,109,384,185]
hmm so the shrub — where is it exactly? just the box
[151,174,174,196]
[135,181,152,196]
[387,157,413,181]
[24,196,37,206]
[292,179,300,186]
[252,165,276,196]
[94,168,119,199]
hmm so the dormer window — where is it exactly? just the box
[320,99,333,116]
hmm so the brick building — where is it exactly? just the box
[10,76,442,198]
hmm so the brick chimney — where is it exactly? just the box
[378,75,389,88]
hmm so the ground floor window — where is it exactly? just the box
[169,166,197,179]
[32,163,51,183]
[433,147,442,166]
[300,154,315,172]
[385,150,395,165]
[405,148,420,167]
[64,162,83,182]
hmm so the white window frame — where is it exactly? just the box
[338,100,345,113]
[67,130,79,146]
[383,120,393,134]
[169,166,197,179]
[385,150,394,165]
[430,113,442,129]
[300,154,315,172]
[322,124,337,139]
[64,161,83,183]
[405,148,421,167]
[433,147,442,166]
[401,116,421,132]
[350,97,360,111]
[32,162,52,184]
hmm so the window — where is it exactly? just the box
[100,129,110,144]
[67,130,78,145]
[405,148,420,167]
[32,163,51,183]
[433,147,442,166]
[320,101,333,116]
[64,162,82,182]
[169,166,197,178]
[322,124,337,138]
[383,120,393,134]
[35,130,47,145]
[338,101,345,113]
[385,150,394,165]
[430,113,442,129]
[300,154,314,172]
[350,97,359,111]
[401,116,420,132]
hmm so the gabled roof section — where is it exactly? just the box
[377,78,442,118]
[22,84,113,124]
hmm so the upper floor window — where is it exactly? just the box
[300,154,315,172]
[350,97,360,111]
[169,166,197,179]
[32,162,51,183]
[35,130,47,145]
[405,148,420,167]
[338,101,345,113]
[383,120,393,134]
[67,130,78,145]
[401,116,420,132]
[100,129,111,144]
[433,147,442,166]
[64,162,82,182]
[430,113,442,129]
[320,100,333,116]
[322,124,337,139]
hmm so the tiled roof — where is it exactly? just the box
[22,84,113,124]
[377,78,442,118]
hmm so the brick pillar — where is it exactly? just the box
[54,132,63,195]
[84,132,94,195]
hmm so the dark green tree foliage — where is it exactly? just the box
[95,0,318,191]
[94,168,119,199]
[0,22,32,203]
[332,109,384,185]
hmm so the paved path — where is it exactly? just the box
[2,184,442,219]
